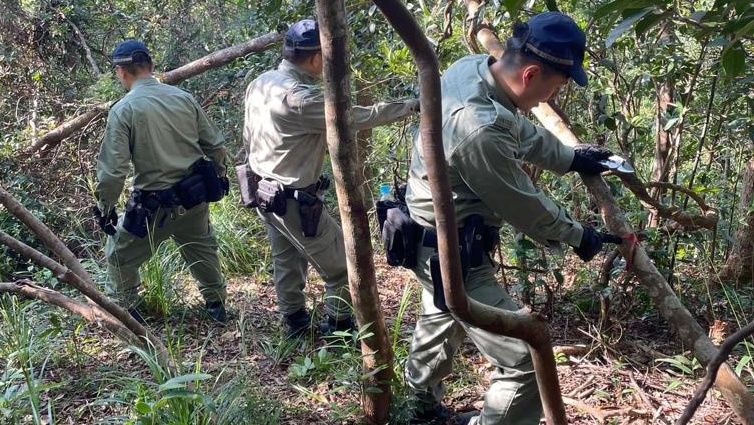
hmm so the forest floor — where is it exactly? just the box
[47,255,747,425]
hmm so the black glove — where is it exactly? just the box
[93,206,118,236]
[573,226,623,261]
[569,144,613,175]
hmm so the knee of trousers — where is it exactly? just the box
[482,369,542,424]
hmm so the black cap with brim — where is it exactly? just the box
[511,12,588,87]
[110,39,151,66]
[282,19,321,55]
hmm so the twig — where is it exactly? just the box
[676,319,754,425]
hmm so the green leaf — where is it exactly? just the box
[134,400,153,415]
[594,0,660,20]
[158,373,212,392]
[606,8,654,48]
[544,0,559,12]
[503,0,527,17]
[721,43,746,78]
[634,10,671,36]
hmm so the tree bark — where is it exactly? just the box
[648,82,674,227]
[27,31,284,156]
[0,279,143,348]
[376,1,567,423]
[721,157,754,283]
[315,2,394,423]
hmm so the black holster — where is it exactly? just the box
[425,214,500,311]
[122,191,161,238]
[294,190,323,237]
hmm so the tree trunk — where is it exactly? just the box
[648,82,674,227]
[315,2,394,423]
[27,31,284,155]
[722,157,754,283]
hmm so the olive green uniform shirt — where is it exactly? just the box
[95,77,228,210]
[244,60,418,188]
[406,55,583,247]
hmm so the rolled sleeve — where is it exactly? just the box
[454,125,583,246]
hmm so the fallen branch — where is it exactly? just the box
[676,319,754,425]
[27,31,283,156]
[0,186,173,371]
[0,279,142,347]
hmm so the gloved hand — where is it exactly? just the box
[569,144,613,175]
[572,226,622,261]
[92,206,118,236]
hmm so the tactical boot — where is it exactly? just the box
[455,410,480,425]
[285,309,312,338]
[409,403,452,425]
[205,301,227,323]
[319,315,356,336]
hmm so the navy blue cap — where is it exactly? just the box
[110,39,151,65]
[510,12,588,86]
[283,19,321,55]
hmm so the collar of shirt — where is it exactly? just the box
[130,76,160,90]
[278,59,320,85]
[478,55,517,112]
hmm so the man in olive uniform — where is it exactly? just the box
[243,19,418,337]
[404,12,614,424]
[94,39,230,323]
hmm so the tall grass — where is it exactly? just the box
[211,194,270,276]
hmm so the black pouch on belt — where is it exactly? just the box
[381,206,421,269]
[192,157,225,202]
[256,179,287,216]
[294,190,323,237]
[122,196,150,238]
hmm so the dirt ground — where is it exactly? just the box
[48,255,748,425]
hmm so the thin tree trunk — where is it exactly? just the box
[27,31,283,155]
[316,2,394,423]
[648,82,674,227]
[721,157,754,283]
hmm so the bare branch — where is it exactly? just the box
[0,279,142,347]
[676,320,754,425]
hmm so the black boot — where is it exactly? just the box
[205,301,227,323]
[285,309,311,338]
[320,315,356,336]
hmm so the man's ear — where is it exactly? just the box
[521,64,540,86]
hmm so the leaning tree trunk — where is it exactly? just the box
[461,1,754,422]
[721,156,754,283]
[315,2,395,423]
